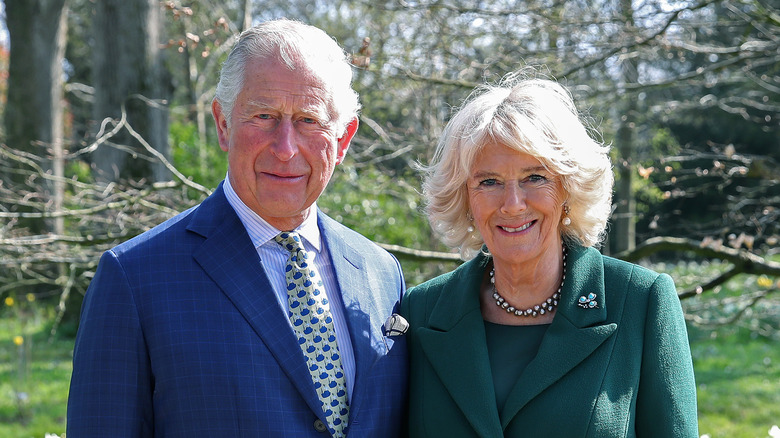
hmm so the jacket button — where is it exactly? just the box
[313,419,328,433]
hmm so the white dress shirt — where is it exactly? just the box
[223,176,356,401]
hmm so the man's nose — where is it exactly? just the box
[271,119,298,161]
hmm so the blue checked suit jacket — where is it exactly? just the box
[67,183,409,437]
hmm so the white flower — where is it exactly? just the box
[768,425,780,438]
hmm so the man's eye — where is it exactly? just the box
[301,117,318,124]
[257,114,273,120]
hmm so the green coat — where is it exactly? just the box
[401,245,698,437]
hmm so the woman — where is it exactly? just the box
[402,73,698,437]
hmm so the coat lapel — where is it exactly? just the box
[500,245,617,427]
[317,212,387,419]
[187,186,323,418]
[416,255,504,438]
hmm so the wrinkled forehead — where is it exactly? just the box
[244,55,337,118]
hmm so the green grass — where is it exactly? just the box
[690,325,780,438]
[0,310,71,438]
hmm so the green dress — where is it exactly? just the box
[484,322,549,413]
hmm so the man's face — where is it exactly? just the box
[213,56,357,231]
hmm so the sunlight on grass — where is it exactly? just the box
[691,327,780,438]
[0,312,71,438]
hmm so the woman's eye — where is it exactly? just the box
[479,178,498,186]
[528,174,547,183]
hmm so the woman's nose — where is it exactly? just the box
[500,184,527,214]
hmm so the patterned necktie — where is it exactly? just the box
[275,231,349,437]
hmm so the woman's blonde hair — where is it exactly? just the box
[422,71,613,259]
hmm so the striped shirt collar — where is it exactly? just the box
[223,175,322,252]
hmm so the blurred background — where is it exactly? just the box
[0,0,778,436]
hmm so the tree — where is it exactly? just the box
[611,0,639,254]
[90,0,170,182]
[0,0,777,333]
[1,0,68,234]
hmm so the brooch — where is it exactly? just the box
[578,293,598,309]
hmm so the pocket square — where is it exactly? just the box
[382,313,409,337]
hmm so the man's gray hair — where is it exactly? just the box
[214,18,360,135]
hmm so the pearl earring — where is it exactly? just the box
[562,204,571,226]
[467,211,475,233]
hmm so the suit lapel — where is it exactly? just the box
[317,213,385,419]
[500,245,617,427]
[416,255,504,438]
[188,186,323,418]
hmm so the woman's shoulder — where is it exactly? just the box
[601,253,671,286]
[596,251,678,308]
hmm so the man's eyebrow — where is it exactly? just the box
[245,100,275,111]
[244,99,329,117]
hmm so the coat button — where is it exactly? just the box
[313,419,328,433]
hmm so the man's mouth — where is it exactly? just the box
[263,171,304,180]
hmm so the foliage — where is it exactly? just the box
[650,257,780,336]
[318,160,460,285]
[636,149,780,250]
[320,163,426,247]
[169,120,226,190]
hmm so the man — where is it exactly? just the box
[67,19,408,437]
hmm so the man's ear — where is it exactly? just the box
[335,117,359,165]
[212,100,230,152]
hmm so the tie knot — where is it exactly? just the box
[275,231,306,257]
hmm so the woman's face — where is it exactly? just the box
[467,142,566,269]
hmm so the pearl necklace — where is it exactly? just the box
[490,245,567,318]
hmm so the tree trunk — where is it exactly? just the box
[3,0,68,234]
[611,0,638,253]
[91,0,170,183]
